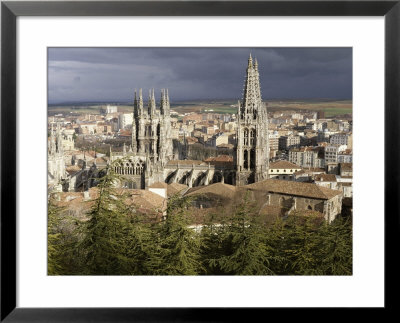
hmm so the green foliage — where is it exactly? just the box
[318,217,352,275]
[48,195,83,275]
[149,195,203,275]
[76,161,146,275]
[201,194,277,275]
[48,174,352,276]
[47,197,63,275]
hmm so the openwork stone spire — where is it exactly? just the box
[241,53,263,120]
[235,54,269,185]
[148,88,156,115]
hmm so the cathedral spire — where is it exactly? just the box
[235,55,269,185]
[160,88,170,115]
[148,88,156,115]
[242,53,262,119]
[138,88,144,115]
[160,89,166,114]
[165,89,170,115]
[131,115,137,153]
[248,53,253,68]
[133,89,139,118]
[50,123,56,155]
[56,122,63,154]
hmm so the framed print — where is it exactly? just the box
[1,0,399,321]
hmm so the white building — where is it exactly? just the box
[330,133,352,148]
[268,161,302,180]
[118,113,134,130]
[106,105,118,114]
[289,147,325,168]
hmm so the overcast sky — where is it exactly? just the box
[48,47,352,104]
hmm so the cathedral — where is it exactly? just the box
[111,54,269,189]
[110,88,174,189]
[48,123,67,192]
[234,54,269,185]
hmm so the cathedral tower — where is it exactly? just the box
[235,54,269,185]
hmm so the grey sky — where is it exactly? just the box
[48,47,352,104]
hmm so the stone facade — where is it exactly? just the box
[234,54,269,185]
[48,123,67,192]
[111,89,174,189]
[109,55,270,189]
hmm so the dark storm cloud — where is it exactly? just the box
[48,47,352,103]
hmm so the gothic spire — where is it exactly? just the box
[138,88,144,115]
[242,53,263,119]
[160,88,170,115]
[148,88,156,115]
[131,114,137,153]
[133,89,139,118]
[50,123,56,155]
[165,89,170,115]
[56,122,63,154]
[160,89,166,114]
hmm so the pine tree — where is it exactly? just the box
[199,212,230,275]
[282,214,325,275]
[149,195,203,275]
[47,195,63,275]
[76,161,135,275]
[211,193,277,275]
[318,216,352,275]
[48,194,84,275]
[123,211,155,275]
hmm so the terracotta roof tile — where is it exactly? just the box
[167,183,188,197]
[185,182,237,200]
[245,179,341,200]
[314,174,337,182]
[269,160,301,170]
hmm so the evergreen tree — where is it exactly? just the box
[318,216,352,275]
[76,161,135,275]
[211,194,277,275]
[47,195,63,275]
[123,211,156,275]
[150,195,203,275]
[282,214,325,275]
[48,194,84,275]
[199,211,230,275]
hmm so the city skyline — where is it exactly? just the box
[48,47,352,104]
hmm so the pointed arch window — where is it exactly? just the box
[244,150,249,170]
[250,128,256,146]
[244,128,249,146]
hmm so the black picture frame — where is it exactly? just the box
[1,1,399,321]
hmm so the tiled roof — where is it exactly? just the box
[167,160,205,166]
[53,187,166,214]
[269,160,301,170]
[340,163,353,171]
[126,189,166,212]
[244,179,341,200]
[149,182,168,189]
[185,182,237,200]
[66,165,82,175]
[314,174,337,182]
[167,183,188,197]
[204,155,233,162]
